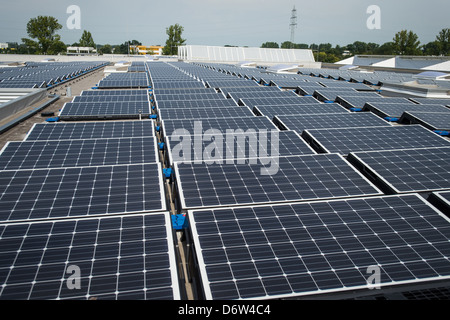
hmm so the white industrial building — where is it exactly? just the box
[178,45,320,67]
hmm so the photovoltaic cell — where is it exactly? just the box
[0,212,180,300]
[189,194,450,300]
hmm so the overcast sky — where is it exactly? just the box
[1,0,449,47]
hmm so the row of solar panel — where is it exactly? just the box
[150,61,450,301]
[0,64,183,300]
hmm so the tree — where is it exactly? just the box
[100,44,112,54]
[47,35,66,54]
[422,41,440,56]
[114,40,142,54]
[22,16,63,54]
[393,30,421,55]
[162,24,186,55]
[79,30,95,48]
[375,42,395,55]
[435,28,450,56]
[261,42,279,48]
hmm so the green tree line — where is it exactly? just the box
[260,28,450,63]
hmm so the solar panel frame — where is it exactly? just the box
[174,153,383,210]
[188,193,450,300]
[0,163,167,223]
[347,147,450,194]
[0,212,181,300]
[301,125,450,155]
[0,136,159,171]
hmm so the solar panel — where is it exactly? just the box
[161,116,278,138]
[206,80,260,89]
[274,113,391,133]
[174,153,382,210]
[59,102,151,120]
[154,93,223,101]
[81,90,148,96]
[0,137,159,171]
[151,81,206,89]
[313,88,360,102]
[73,95,149,103]
[220,86,283,98]
[0,212,180,300]
[25,121,154,142]
[296,85,328,96]
[270,80,312,89]
[98,79,149,89]
[156,99,238,110]
[165,130,316,166]
[188,194,450,300]
[348,147,450,194]
[0,163,166,223]
[239,97,320,108]
[302,125,450,155]
[158,106,254,120]
[409,98,450,106]
[318,81,374,91]
[336,96,415,110]
[228,91,298,102]
[151,88,217,95]
[399,112,450,131]
[253,103,349,118]
[362,103,450,119]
